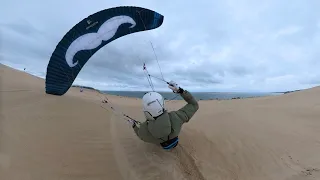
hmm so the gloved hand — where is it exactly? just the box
[127,119,136,128]
[168,80,184,93]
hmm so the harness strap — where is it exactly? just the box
[160,136,179,150]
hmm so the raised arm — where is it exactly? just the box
[168,81,199,123]
[175,89,199,122]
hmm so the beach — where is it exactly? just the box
[1,63,320,180]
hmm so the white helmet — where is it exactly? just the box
[142,92,165,119]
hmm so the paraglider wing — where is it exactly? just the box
[45,6,164,95]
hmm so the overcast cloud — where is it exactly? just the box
[1,0,320,92]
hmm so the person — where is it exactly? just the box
[128,80,199,150]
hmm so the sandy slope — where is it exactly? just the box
[1,63,320,180]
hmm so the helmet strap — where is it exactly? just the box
[144,111,155,121]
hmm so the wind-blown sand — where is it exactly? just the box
[1,63,320,180]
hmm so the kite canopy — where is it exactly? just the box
[45,6,164,95]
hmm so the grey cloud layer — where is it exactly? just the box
[1,0,320,91]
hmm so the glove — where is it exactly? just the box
[127,119,136,128]
[168,80,184,93]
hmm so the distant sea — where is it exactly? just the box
[102,91,283,100]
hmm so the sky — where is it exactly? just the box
[1,0,320,92]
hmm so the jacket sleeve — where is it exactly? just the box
[133,125,140,138]
[174,90,199,123]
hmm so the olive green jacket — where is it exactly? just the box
[133,90,199,144]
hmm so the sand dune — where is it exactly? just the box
[1,63,320,180]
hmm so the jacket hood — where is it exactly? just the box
[147,111,172,139]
